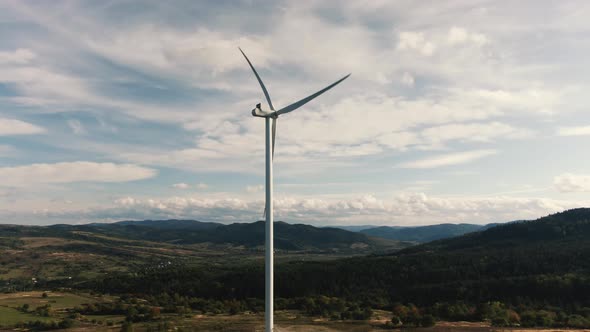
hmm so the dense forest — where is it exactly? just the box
[359,223,490,242]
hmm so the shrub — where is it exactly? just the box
[421,314,436,327]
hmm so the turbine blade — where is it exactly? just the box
[239,48,275,110]
[275,74,350,116]
[263,206,267,219]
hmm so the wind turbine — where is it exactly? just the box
[239,48,350,332]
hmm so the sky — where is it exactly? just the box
[1,0,590,226]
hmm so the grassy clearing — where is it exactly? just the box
[0,306,53,326]
[19,237,93,249]
[0,291,99,309]
[82,314,125,322]
[167,310,391,332]
[0,291,113,328]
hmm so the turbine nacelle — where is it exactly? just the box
[252,103,277,118]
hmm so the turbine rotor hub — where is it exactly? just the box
[252,103,277,118]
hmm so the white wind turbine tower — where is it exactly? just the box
[239,48,350,332]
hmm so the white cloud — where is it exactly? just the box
[554,173,590,192]
[448,27,489,46]
[246,185,264,193]
[15,192,588,226]
[1,1,589,225]
[172,182,208,190]
[0,48,35,64]
[420,122,533,147]
[67,119,86,135]
[397,149,497,169]
[0,118,45,136]
[397,31,435,56]
[115,90,534,174]
[557,125,590,136]
[401,72,415,86]
[0,162,157,187]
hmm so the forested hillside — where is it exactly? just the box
[360,223,486,242]
[0,220,404,251]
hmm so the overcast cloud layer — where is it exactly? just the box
[1,0,589,226]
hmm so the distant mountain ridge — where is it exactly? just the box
[0,219,406,252]
[359,223,493,243]
[330,222,505,243]
[110,219,222,230]
[329,225,382,232]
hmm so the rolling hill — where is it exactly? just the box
[359,223,487,242]
[108,219,223,230]
[0,219,407,252]
[0,219,408,291]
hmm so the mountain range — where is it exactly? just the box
[358,223,500,242]
[0,219,406,252]
[0,218,513,254]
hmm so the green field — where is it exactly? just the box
[0,291,99,309]
[0,305,53,326]
[0,291,105,328]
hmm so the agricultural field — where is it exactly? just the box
[0,291,125,329]
[0,305,53,326]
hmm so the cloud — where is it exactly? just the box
[448,27,489,46]
[246,185,264,193]
[397,149,497,169]
[0,1,588,225]
[557,125,590,136]
[66,119,86,135]
[554,173,590,192]
[397,31,435,56]
[0,162,157,187]
[172,182,207,190]
[419,122,533,147]
[0,118,45,136]
[401,72,415,86]
[0,48,35,64]
[13,192,589,226]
